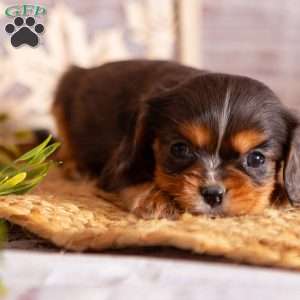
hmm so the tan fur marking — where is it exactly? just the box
[223,167,274,216]
[179,123,211,147]
[231,130,266,154]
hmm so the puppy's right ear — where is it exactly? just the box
[284,125,300,206]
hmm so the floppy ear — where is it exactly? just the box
[99,101,156,191]
[284,126,300,206]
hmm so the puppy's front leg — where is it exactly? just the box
[125,183,180,220]
[99,183,180,220]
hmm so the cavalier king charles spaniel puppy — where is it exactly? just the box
[52,60,300,219]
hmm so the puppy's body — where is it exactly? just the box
[53,60,300,219]
[54,61,200,180]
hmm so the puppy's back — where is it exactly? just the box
[52,60,200,175]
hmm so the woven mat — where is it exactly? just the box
[1,169,300,270]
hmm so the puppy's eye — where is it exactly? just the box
[170,142,191,159]
[246,151,265,168]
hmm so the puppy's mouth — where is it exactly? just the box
[171,194,227,216]
[186,198,226,216]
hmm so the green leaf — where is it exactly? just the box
[25,162,50,179]
[15,135,53,162]
[0,172,27,192]
[0,176,8,185]
[0,175,45,195]
[0,135,60,196]
[0,166,18,181]
[27,143,60,164]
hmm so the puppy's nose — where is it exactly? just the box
[200,185,225,207]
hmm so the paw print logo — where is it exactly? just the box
[5,16,44,47]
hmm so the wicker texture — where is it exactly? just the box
[1,169,300,270]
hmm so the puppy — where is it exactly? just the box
[52,60,300,219]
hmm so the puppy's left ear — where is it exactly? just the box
[284,125,300,206]
[99,100,156,191]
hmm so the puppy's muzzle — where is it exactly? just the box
[200,185,225,208]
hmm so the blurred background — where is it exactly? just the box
[0,0,299,133]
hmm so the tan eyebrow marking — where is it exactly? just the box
[179,123,212,147]
[231,130,266,154]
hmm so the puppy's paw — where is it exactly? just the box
[132,189,180,220]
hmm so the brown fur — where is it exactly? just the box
[52,103,80,179]
[53,60,300,219]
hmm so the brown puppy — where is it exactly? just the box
[52,60,300,219]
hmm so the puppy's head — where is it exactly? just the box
[142,73,300,216]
